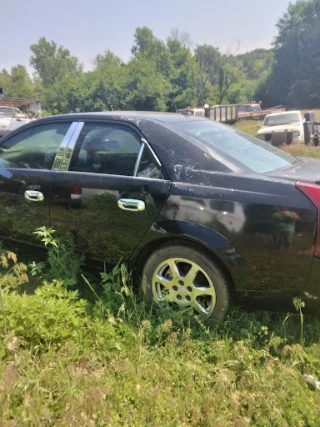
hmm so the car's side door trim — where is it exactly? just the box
[52,122,84,171]
[133,143,145,177]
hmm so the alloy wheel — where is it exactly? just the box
[152,257,217,319]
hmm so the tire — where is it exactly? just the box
[141,243,232,323]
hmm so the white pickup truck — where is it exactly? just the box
[257,110,304,143]
[0,106,32,137]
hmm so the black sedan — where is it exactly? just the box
[0,112,319,321]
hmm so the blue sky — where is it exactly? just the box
[2,0,292,73]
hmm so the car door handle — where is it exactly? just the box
[24,190,44,202]
[117,198,145,211]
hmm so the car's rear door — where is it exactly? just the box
[0,120,76,246]
[50,120,171,267]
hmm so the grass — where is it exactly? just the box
[232,119,262,137]
[0,240,320,426]
[1,310,320,426]
[1,111,320,425]
[281,144,320,158]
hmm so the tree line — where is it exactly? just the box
[1,0,319,114]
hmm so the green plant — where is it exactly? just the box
[0,249,28,333]
[1,231,320,425]
[1,280,87,350]
[86,262,148,326]
[31,226,85,287]
[293,297,306,346]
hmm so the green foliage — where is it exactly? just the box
[0,65,37,99]
[126,55,171,111]
[258,0,320,108]
[30,37,82,88]
[0,68,11,92]
[4,65,36,98]
[5,12,319,115]
[293,297,306,346]
[0,26,280,115]
[0,249,28,334]
[1,281,87,349]
[1,236,320,425]
[31,226,84,287]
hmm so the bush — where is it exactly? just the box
[1,231,320,425]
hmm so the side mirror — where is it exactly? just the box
[257,124,261,129]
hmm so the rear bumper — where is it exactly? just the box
[237,257,320,313]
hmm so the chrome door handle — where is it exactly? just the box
[118,198,145,211]
[24,190,44,202]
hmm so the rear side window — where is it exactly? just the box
[0,122,71,169]
[69,123,142,176]
[70,122,164,179]
[172,121,296,173]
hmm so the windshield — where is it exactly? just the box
[263,112,301,127]
[238,105,252,112]
[238,104,260,113]
[172,120,296,173]
[0,107,19,117]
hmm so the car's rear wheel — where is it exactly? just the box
[141,244,232,323]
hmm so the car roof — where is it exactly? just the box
[40,111,208,125]
[264,110,301,118]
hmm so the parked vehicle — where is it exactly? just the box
[0,106,20,116]
[0,107,20,137]
[0,95,41,137]
[257,111,304,143]
[238,103,286,120]
[0,112,319,322]
[176,107,205,116]
[177,105,238,124]
[0,107,32,137]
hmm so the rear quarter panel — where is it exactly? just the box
[134,174,317,295]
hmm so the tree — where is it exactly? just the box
[239,49,274,81]
[91,51,129,111]
[0,69,11,94]
[0,66,36,98]
[257,0,320,108]
[131,27,157,55]
[169,28,192,48]
[30,37,82,87]
[190,44,241,105]
[126,56,170,111]
[6,65,35,98]
[165,34,197,110]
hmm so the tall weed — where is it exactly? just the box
[1,233,320,425]
[30,226,84,287]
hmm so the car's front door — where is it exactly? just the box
[0,121,75,247]
[50,121,171,267]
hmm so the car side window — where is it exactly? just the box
[136,145,165,179]
[0,122,71,170]
[69,122,164,179]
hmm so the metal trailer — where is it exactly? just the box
[205,104,238,124]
